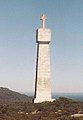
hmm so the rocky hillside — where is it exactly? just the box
[0,87,32,103]
[0,87,83,120]
[0,97,83,120]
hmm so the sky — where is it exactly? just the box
[0,0,83,93]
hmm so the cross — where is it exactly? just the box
[40,14,47,29]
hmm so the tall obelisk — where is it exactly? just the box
[34,15,54,103]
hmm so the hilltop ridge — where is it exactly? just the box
[0,87,83,120]
[0,87,32,103]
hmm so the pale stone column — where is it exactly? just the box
[34,15,54,103]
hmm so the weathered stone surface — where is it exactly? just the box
[37,28,51,42]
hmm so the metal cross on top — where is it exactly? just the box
[40,14,47,29]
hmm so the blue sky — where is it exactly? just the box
[0,0,83,93]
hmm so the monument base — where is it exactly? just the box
[34,98,55,103]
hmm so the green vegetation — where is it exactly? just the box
[0,97,83,120]
[0,87,83,120]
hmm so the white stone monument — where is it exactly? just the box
[34,15,54,103]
